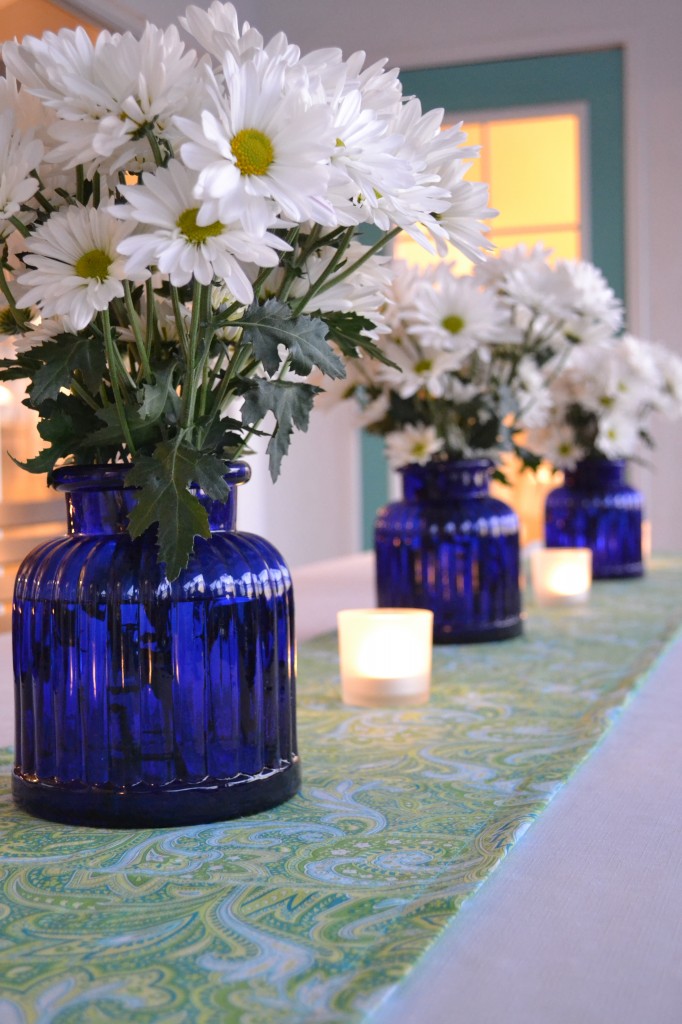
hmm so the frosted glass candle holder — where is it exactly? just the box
[337,608,434,708]
[530,547,592,606]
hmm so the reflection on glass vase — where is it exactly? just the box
[375,459,522,644]
[12,463,300,828]
[544,458,644,579]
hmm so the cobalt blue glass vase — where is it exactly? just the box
[375,459,522,644]
[544,458,644,579]
[12,463,300,828]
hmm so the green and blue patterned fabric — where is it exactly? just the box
[1,559,681,1023]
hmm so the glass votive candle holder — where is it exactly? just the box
[337,608,434,708]
[530,547,592,606]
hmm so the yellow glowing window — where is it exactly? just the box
[394,107,585,270]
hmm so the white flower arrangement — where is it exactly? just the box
[340,243,682,474]
[0,1,495,576]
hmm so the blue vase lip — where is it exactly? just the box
[399,457,494,476]
[52,461,251,492]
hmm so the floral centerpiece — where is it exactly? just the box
[0,0,494,578]
[342,244,630,473]
[1,3,496,826]
[338,245,654,640]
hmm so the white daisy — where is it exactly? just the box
[4,24,203,176]
[404,266,504,353]
[377,341,463,399]
[18,205,138,330]
[113,160,289,302]
[180,2,265,63]
[179,52,336,229]
[0,110,43,238]
[385,423,444,469]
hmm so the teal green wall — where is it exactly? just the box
[361,48,625,548]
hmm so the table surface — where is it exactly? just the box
[1,552,681,1024]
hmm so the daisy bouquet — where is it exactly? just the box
[479,246,682,467]
[342,245,647,473]
[526,332,682,466]
[0,2,494,577]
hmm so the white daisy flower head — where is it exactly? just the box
[595,407,641,459]
[527,421,586,469]
[4,23,203,177]
[385,422,444,469]
[377,341,463,399]
[325,87,413,228]
[405,265,504,353]
[0,110,43,238]
[113,160,289,303]
[473,242,553,290]
[555,258,623,335]
[180,2,266,63]
[18,205,138,331]
[12,313,76,353]
[652,342,682,418]
[179,51,337,230]
[514,356,553,429]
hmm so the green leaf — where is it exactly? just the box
[241,378,321,480]
[125,440,228,580]
[11,393,106,472]
[320,311,401,370]
[138,363,181,423]
[27,335,106,406]
[241,298,345,380]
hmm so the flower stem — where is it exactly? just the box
[101,308,136,455]
[123,280,152,381]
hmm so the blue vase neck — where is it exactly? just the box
[401,459,492,502]
[566,458,627,491]
[52,463,250,535]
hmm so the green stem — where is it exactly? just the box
[181,279,206,432]
[170,285,190,360]
[123,281,152,381]
[144,127,167,168]
[145,278,157,360]
[101,308,136,455]
[291,225,394,316]
[70,376,100,411]
[8,215,29,239]
[0,266,21,319]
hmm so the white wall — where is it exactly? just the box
[62,0,682,557]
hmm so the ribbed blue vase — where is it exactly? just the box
[12,463,300,828]
[375,459,522,644]
[544,458,644,579]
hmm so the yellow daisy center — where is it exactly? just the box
[442,314,465,334]
[75,249,113,282]
[230,128,274,176]
[177,208,224,245]
[414,358,433,374]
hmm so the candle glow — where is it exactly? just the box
[530,547,592,605]
[337,608,434,707]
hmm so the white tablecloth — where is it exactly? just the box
[2,553,681,1023]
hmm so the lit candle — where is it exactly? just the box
[337,608,434,708]
[530,547,592,606]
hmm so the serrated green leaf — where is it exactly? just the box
[320,311,400,371]
[241,298,345,380]
[241,378,321,480]
[28,335,106,406]
[125,440,214,580]
[138,363,181,423]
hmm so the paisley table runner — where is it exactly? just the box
[1,558,681,1024]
